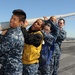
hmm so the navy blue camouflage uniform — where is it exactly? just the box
[39,32,54,75]
[52,28,66,75]
[39,21,59,75]
[0,27,24,75]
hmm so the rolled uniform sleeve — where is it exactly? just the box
[56,29,67,46]
[50,22,59,41]
[58,29,66,40]
[41,30,54,46]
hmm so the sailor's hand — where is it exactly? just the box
[43,16,48,20]
[22,20,28,28]
[2,30,8,35]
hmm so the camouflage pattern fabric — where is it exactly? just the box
[0,27,24,75]
[23,63,39,75]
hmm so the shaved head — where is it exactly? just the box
[50,16,57,23]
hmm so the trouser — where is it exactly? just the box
[23,63,39,75]
[52,47,61,75]
[0,63,23,75]
[52,53,61,75]
[39,64,51,75]
[0,66,23,75]
[49,55,55,75]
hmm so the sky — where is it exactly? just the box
[0,0,75,38]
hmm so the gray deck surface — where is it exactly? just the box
[58,42,75,75]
